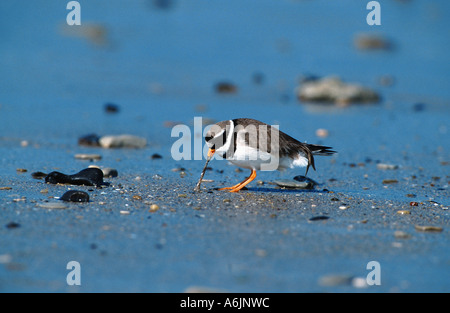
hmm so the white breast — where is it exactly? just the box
[215,120,234,155]
[216,121,310,172]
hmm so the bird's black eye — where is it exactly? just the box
[205,135,213,142]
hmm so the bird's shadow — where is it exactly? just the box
[211,186,325,194]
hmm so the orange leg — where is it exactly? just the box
[217,172,251,190]
[218,169,257,193]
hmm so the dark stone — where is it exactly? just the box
[6,222,21,229]
[214,81,238,94]
[45,168,104,187]
[151,153,163,159]
[413,103,426,112]
[309,216,330,221]
[60,190,90,202]
[293,175,318,187]
[31,171,48,179]
[102,168,118,178]
[78,134,101,147]
[104,102,120,113]
[150,0,175,10]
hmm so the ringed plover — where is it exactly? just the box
[201,118,336,192]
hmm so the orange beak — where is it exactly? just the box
[207,148,215,158]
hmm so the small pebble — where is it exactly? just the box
[297,76,380,105]
[397,210,411,215]
[102,168,118,178]
[354,33,392,51]
[273,176,317,189]
[309,215,330,221]
[294,175,317,186]
[16,168,27,173]
[74,153,102,161]
[315,128,329,138]
[377,163,398,170]
[415,225,443,232]
[60,22,109,46]
[120,210,130,215]
[149,204,159,212]
[273,179,309,189]
[214,81,238,94]
[339,206,348,210]
[151,153,163,159]
[133,195,143,201]
[78,134,101,147]
[104,102,120,113]
[382,179,398,184]
[0,187,12,190]
[409,201,419,206]
[60,190,90,202]
[31,171,48,179]
[318,274,353,287]
[351,277,369,288]
[99,134,147,149]
[39,202,69,210]
[5,222,21,229]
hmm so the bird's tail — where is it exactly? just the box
[307,144,336,156]
[303,144,336,176]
